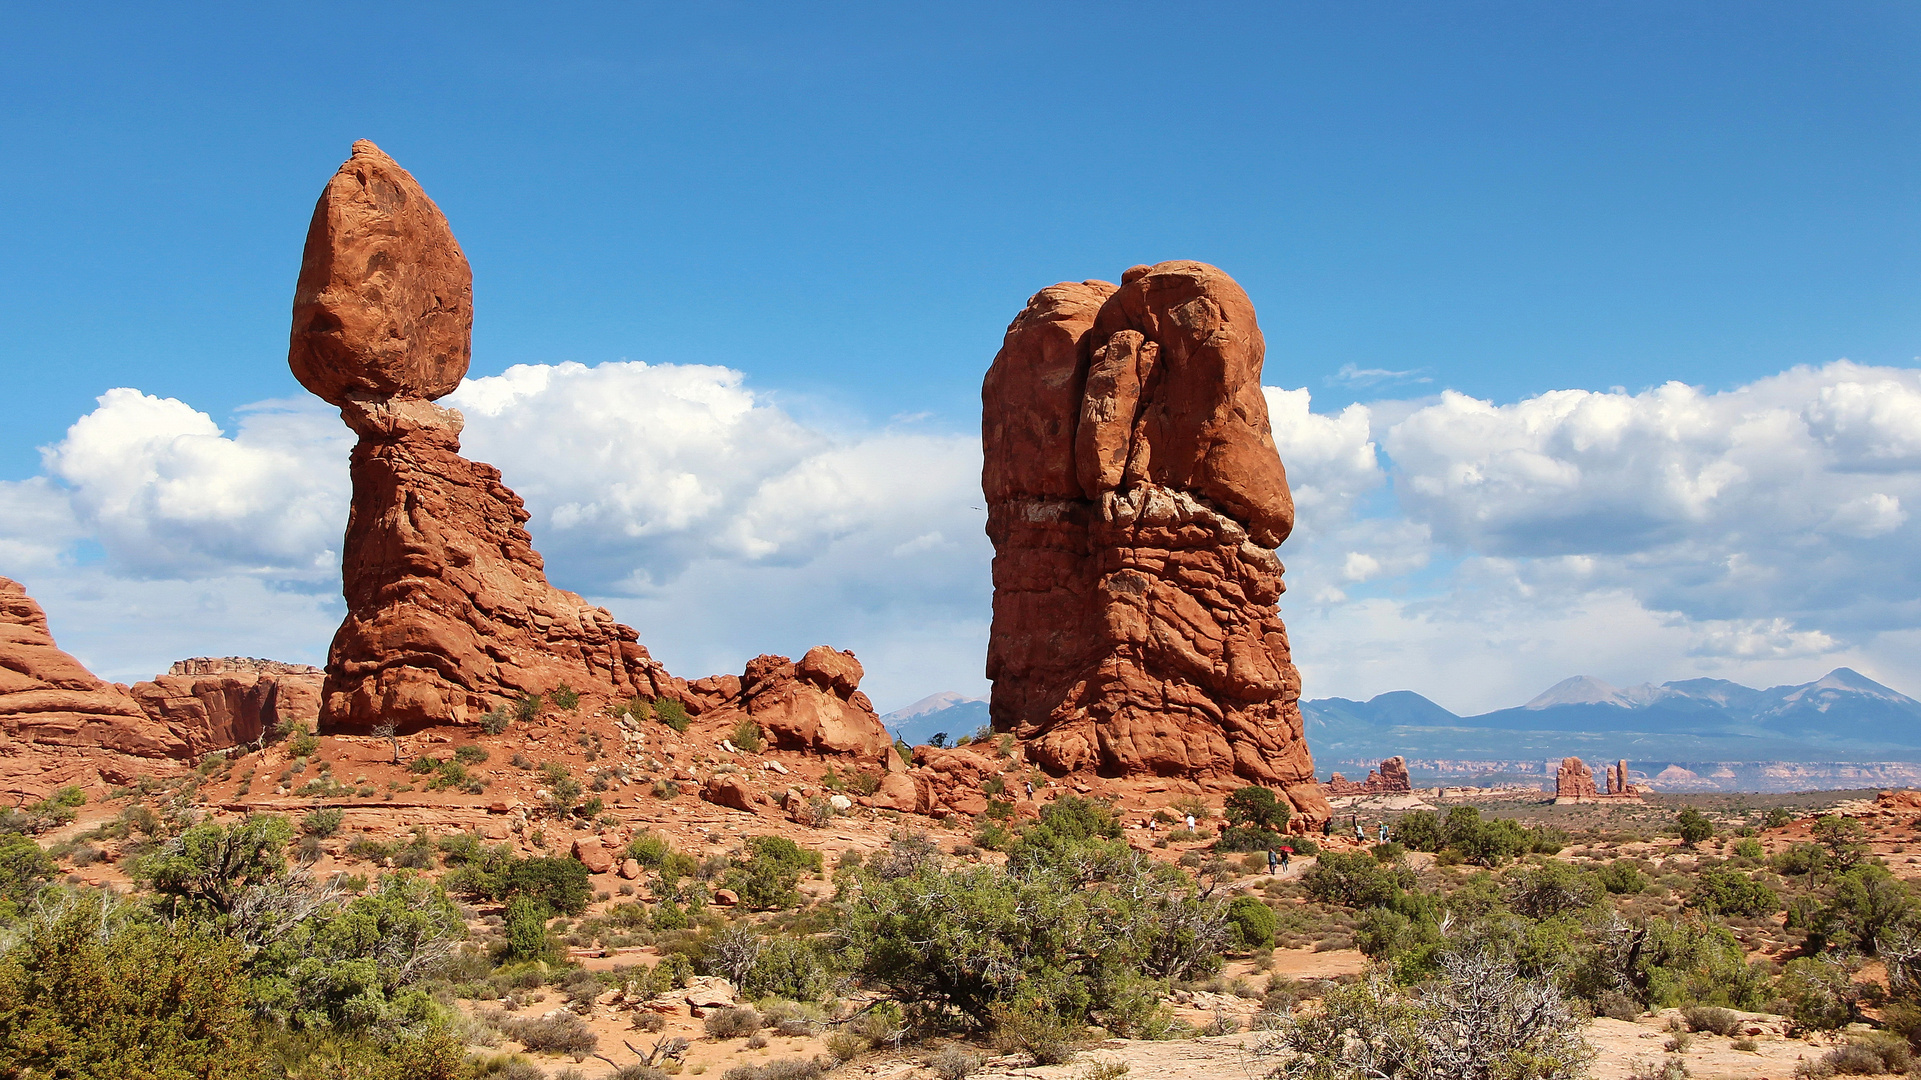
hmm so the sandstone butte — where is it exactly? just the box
[982,261,1330,827]
[286,141,899,776]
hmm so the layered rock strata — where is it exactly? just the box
[981,261,1327,824]
[290,141,666,733]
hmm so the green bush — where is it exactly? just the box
[655,698,691,733]
[1688,867,1778,917]
[1226,896,1277,950]
[0,833,56,908]
[731,718,765,754]
[248,874,465,1031]
[551,683,581,711]
[1505,861,1601,920]
[742,936,839,1002]
[454,744,490,765]
[0,895,261,1079]
[626,831,670,867]
[1674,807,1714,846]
[135,815,293,914]
[1805,864,1917,954]
[723,836,823,910]
[1731,837,1764,860]
[501,895,561,963]
[1224,786,1291,833]
[1595,860,1649,895]
[301,808,344,839]
[513,693,544,723]
[478,706,512,735]
[1303,851,1415,908]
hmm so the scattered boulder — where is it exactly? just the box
[981,261,1327,825]
[703,774,766,814]
[618,858,641,880]
[713,888,740,907]
[571,837,615,874]
[288,141,670,734]
[682,976,737,1015]
[738,647,894,760]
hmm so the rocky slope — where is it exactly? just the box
[982,261,1326,824]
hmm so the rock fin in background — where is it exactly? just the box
[290,141,667,733]
[982,261,1328,825]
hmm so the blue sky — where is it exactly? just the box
[3,4,1919,713]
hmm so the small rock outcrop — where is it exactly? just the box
[128,658,323,754]
[681,647,897,764]
[1326,756,1412,796]
[290,141,668,733]
[982,261,1326,825]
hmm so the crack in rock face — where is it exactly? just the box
[982,261,1329,824]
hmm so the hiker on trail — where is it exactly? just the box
[1354,817,1365,842]
[1280,846,1293,872]
[1186,813,1196,831]
[1267,848,1279,875]
[1378,822,1389,844]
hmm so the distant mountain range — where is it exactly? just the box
[890,668,1921,791]
[881,692,990,747]
[1302,667,1921,770]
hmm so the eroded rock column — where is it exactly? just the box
[983,262,1328,823]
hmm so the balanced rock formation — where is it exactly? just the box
[128,658,323,754]
[982,261,1327,824]
[680,646,897,764]
[1326,756,1412,796]
[291,141,666,733]
[0,577,179,759]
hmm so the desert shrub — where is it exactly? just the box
[928,1046,981,1080]
[0,832,56,907]
[1595,990,1642,1021]
[1682,1005,1740,1035]
[1799,1033,1913,1077]
[1596,860,1650,895]
[1732,837,1765,860]
[1225,786,1291,832]
[0,894,260,1079]
[301,808,345,838]
[500,1011,598,1057]
[704,1006,763,1039]
[1806,864,1918,955]
[288,728,321,758]
[723,835,823,911]
[1254,944,1591,1079]
[731,718,765,754]
[551,683,581,711]
[134,814,293,913]
[743,933,839,1002]
[1227,895,1278,950]
[723,1059,824,1080]
[455,744,491,765]
[989,1000,1082,1064]
[842,808,1228,1033]
[626,831,670,867]
[1689,867,1778,917]
[248,873,465,1031]
[654,698,691,733]
[1767,807,1795,829]
[1779,956,1861,1032]
[1674,807,1714,846]
[1303,851,1415,908]
[1813,816,1870,869]
[1587,915,1771,1010]
[1505,861,1601,920]
[513,693,544,722]
[478,707,512,735]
